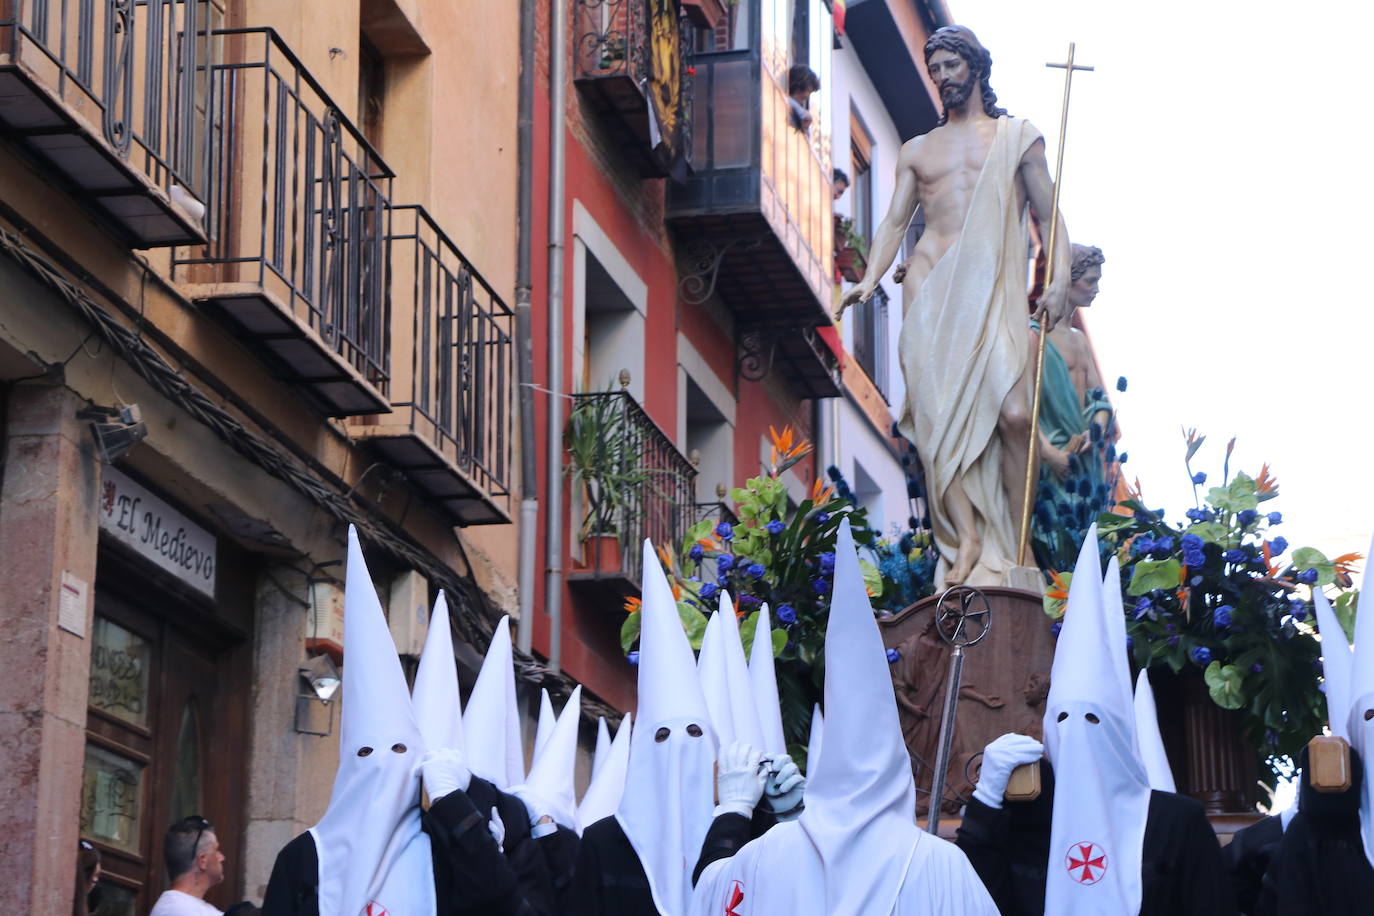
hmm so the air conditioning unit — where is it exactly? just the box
[306,578,345,664]
[389,570,430,657]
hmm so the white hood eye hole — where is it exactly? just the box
[686,723,704,737]
[1084,713,1100,724]
[357,746,374,757]
[1057,712,1069,723]
[1364,709,1374,722]
[654,727,671,743]
[391,743,408,753]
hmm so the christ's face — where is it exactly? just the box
[1069,264,1102,311]
[928,49,975,110]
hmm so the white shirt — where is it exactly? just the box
[148,889,222,916]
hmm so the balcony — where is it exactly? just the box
[0,0,211,246]
[667,26,839,398]
[566,389,697,599]
[852,285,889,401]
[350,205,513,527]
[572,0,693,178]
[172,28,391,417]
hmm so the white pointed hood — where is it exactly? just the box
[807,703,824,775]
[698,591,765,751]
[534,688,557,761]
[1343,531,1374,867]
[1133,669,1176,792]
[591,716,612,780]
[462,615,524,789]
[579,712,632,832]
[1314,588,1354,741]
[1045,526,1151,915]
[513,686,583,832]
[618,540,718,915]
[1102,557,1140,755]
[749,604,787,756]
[310,527,434,916]
[412,591,465,753]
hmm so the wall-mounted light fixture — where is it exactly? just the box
[77,403,146,464]
[294,652,341,736]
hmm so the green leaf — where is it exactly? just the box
[620,612,641,654]
[1128,558,1181,596]
[1334,590,1359,645]
[1292,547,1336,587]
[859,558,883,599]
[1205,661,1247,710]
[678,602,708,651]
[771,628,787,657]
[1095,512,1136,534]
[1206,472,1259,515]
[1185,521,1229,543]
[739,611,759,653]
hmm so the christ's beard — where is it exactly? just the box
[940,77,974,110]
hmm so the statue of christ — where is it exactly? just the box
[836,25,1072,587]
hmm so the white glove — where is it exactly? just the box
[714,741,767,819]
[420,747,472,801]
[488,806,506,852]
[517,790,559,838]
[762,754,806,821]
[972,733,1044,809]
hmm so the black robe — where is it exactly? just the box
[1222,815,1282,915]
[571,807,774,915]
[1255,746,1374,915]
[260,780,536,916]
[955,760,1236,915]
[534,825,580,914]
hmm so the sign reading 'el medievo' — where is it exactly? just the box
[99,468,217,598]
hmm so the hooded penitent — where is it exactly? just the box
[412,591,465,754]
[697,591,765,751]
[1335,531,1374,867]
[534,688,557,762]
[749,604,787,756]
[618,539,718,915]
[578,712,632,833]
[1101,557,1140,757]
[1314,587,1354,742]
[309,527,435,916]
[1133,669,1176,793]
[463,615,525,789]
[513,686,583,832]
[592,716,612,781]
[1044,526,1151,915]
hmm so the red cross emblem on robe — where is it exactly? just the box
[724,879,745,915]
[362,903,389,916]
[1065,842,1107,885]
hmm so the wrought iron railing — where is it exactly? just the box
[573,0,648,84]
[0,0,213,206]
[386,204,513,512]
[172,27,393,391]
[568,390,697,587]
[853,285,889,400]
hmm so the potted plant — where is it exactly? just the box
[834,215,869,283]
[564,391,647,573]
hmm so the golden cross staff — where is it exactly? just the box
[1017,43,1095,567]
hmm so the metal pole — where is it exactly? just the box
[514,0,538,655]
[544,0,569,671]
[926,645,965,835]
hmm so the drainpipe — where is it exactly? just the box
[515,0,538,654]
[544,0,569,671]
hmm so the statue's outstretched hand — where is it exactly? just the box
[892,259,910,284]
[835,283,873,321]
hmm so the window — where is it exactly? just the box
[850,106,874,241]
[853,286,889,401]
[581,252,644,396]
[684,376,732,505]
[358,34,386,150]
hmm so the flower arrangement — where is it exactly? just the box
[1045,430,1361,788]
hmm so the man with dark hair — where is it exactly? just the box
[150,816,225,915]
[833,168,850,201]
[837,25,1073,589]
[787,64,820,131]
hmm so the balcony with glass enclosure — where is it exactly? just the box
[667,0,839,398]
[0,0,213,246]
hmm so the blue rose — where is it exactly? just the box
[1267,512,1283,525]
[1132,537,1155,555]
[716,554,734,572]
[1191,472,1207,485]
[776,604,797,624]
[717,574,730,586]
[1191,646,1213,666]
[715,522,734,541]
[1237,509,1258,527]
[766,519,786,536]
[627,650,640,666]
[1297,568,1319,585]
[815,512,831,524]
[1119,452,1129,464]
[748,563,766,579]
[1116,376,1128,393]
[1183,550,1206,569]
[1154,536,1175,553]
[1167,635,1180,647]
[1222,548,1248,564]
[812,577,830,594]
[1134,597,1155,621]
[1185,508,1213,523]
[819,552,836,573]
[1182,533,1204,551]
[886,647,901,664]
[1251,662,1264,674]
[1270,536,1288,555]
[1290,600,1309,622]
[1050,621,1063,637]
[690,543,704,562]
[1214,605,1233,628]
[700,582,719,600]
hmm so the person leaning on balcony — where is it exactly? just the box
[787,64,820,132]
[833,168,850,201]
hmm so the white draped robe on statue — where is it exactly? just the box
[897,116,1063,585]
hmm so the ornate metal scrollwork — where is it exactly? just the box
[737,328,775,382]
[677,236,764,307]
[102,0,135,155]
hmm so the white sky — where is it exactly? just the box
[949,1,1374,563]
